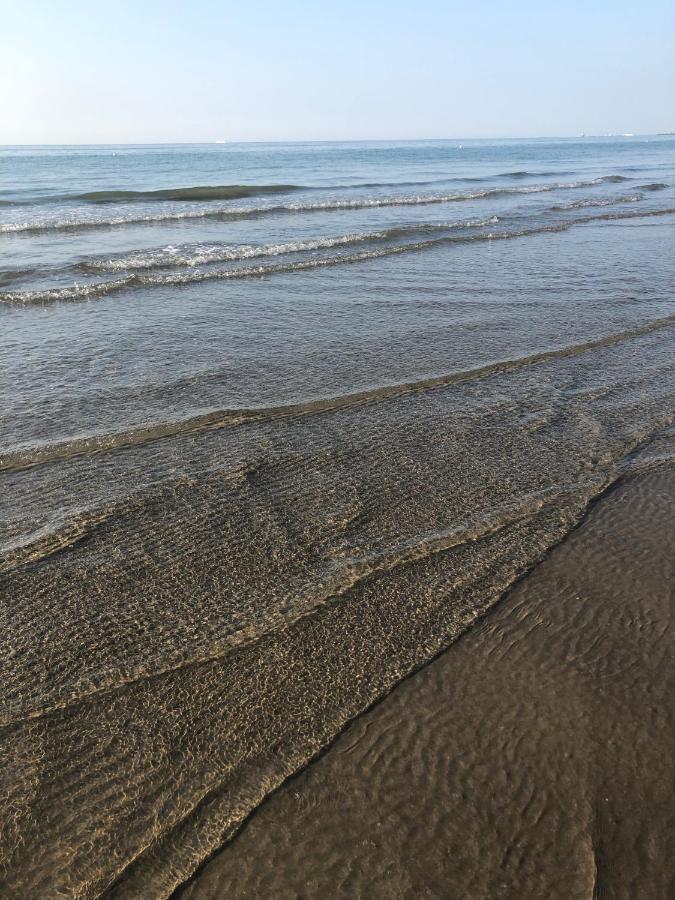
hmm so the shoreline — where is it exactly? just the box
[179,463,675,899]
[2,132,674,900]
[1,396,672,897]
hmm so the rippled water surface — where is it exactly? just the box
[0,138,674,897]
[1,138,674,457]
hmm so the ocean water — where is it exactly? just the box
[1,138,674,896]
[1,138,674,461]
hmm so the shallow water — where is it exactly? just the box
[0,138,674,896]
[1,138,674,459]
[181,466,675,900]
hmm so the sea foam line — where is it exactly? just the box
[1,207,672,307]
[79,218,498,272]
[0,176,631,235]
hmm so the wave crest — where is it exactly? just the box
[2,208,673,307]
[74,184,303,202]
[0,176,632,235]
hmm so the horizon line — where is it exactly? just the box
[1,132,673,148]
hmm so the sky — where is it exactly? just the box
[1,0,674,144]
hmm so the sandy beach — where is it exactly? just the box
[1,138,674,899]
[3,1,675,893]
[180,464,674,899]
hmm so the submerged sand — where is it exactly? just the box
[181,466,675,899]
[1,336,673,897]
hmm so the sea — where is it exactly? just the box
[1,137,674,896]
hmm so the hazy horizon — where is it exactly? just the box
[2,0,674,145]
[2,132,674,149]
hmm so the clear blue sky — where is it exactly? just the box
[2,0,673,143]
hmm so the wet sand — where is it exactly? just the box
[181,465,675,900]
[1,342,673,897]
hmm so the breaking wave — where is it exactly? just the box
[0,176,634,235]
[78,219,498,272]
[2,208,672,307]
[551,193,643,210]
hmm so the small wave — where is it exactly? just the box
[74,184,303,202]
[332,179,446,189]
[270,176,626,208]
[0,277,137,304]
[338,171,571,186]
[2,314,673,472]
[551,194,643,211]
[495,170,570,179]
[0,177,629,235]
[2,208,673,307]
[0,242,487,305]
[81,233,392,272]
[637,182,669,191]
[79,218,499,273]
[0,175,574,207]
[588,206,675,223]
[0,185,306,207]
